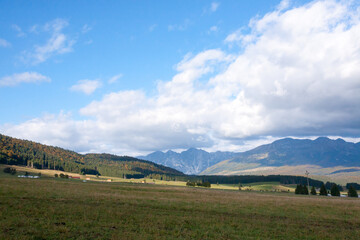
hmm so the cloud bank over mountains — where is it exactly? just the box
[2,0,360,155]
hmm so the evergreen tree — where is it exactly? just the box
[347,185,358,198]
[295,184,309,195]
[330,184,340,196]
[302,185,309,195]
[319,184,327,196]
[310,186,317,195]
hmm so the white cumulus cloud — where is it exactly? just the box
[23,19,75,65]
[208,26,218,33]
[168,19,191,31]
[12,24,26,37]
[70,79,102,95]
[210,2,220,12]
[108,74,123,84]
[0,38,11,47]
[0,72,51,87]
[149,24,157,32]
[82,24,92,34]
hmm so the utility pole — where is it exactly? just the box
[305,170,310,195]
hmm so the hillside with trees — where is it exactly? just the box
[84,153,183,177]
[0,134,183,177]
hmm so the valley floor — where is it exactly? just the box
[1,170,360,239]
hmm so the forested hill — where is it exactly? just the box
[84,153,183,177]
[0,134,183,177]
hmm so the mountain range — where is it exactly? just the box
[138,148,239,175]
[140,137,360,179]
[202,137,360,175]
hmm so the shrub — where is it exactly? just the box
[186,181,196,187]
[202,181,211,188]
[59,173,65,178]
[3,167,17,175]
[195,181,211,188]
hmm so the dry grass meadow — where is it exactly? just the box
[1,166,360,239]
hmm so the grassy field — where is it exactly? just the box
[1,165,296,192]
[1,169,360,239]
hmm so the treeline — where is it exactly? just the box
[194,175,324,187]
[148,173,183,181]
[147,174,325,187]
[125,174,145,179]
[295,183,358,197]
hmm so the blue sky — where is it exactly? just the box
[1,0,360,155]
[0,0,306,123]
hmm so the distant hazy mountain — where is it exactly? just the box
[138,148,239,175]
[201,137,360,177]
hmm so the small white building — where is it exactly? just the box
[17,175,40,179]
